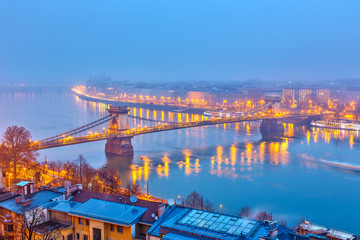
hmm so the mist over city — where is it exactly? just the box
[0,1,360,240]
[1,0,360,85]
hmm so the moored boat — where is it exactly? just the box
[203,110,231,118]
[311,120,360,131]
[204,111,220,117]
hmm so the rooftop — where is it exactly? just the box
[327,229,356,240]
[147,203,187,238]
[69,198,147,226]
[16,181,34,187]
[0,190,63,214]
[70,190,165,223]
[277,225,321,240]
[147,205,268,240]
[48,200,82,213]
[299,222,327,232]
[178,209,258,236]
[34,221,72,235]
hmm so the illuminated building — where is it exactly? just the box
[240,88,264,103]
[187,91,213,106]
[0,183,166,240]
[298,89,312,104]
[0,182,70,239]
[213,92,241,106]
[315,89,330,105]
[282,89,295,105]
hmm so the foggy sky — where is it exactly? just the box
[0,0,359,85]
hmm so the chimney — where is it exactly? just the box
[64,181,71,188]
[158,204,166,218]
[264,220,278,237]
[15,196,25,204]
[65,183,82,199]
[21,199,31,207]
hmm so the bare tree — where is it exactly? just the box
[238,206,252,218]
[203,199,215,212]
[40,160,49,185]
[90,174,102,192]
[277,219,288,227]
[99,164,121,194]
[54,159,64,178]
[255,211,272,221]
[34,172,42,185]
[183,191,203,209]
[82,162,95,190]
[48,161,57,178]
[64,160,78,181]
[0,126,39,178]
[15,207,45,240]
[40,226,61,240]
[77,154,86,183]
[183,191,215,211]
[126,181,142,196]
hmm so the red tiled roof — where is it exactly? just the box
[70,190,166,224]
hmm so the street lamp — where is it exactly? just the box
[219,204,222,214]
[8,173,12,190]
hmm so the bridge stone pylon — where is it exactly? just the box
[105,106,134,155]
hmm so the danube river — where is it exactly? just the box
[1,91,360,233]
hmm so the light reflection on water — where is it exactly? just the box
[1,92,360,233]
[128,138,291,183]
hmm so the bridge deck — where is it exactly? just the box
[33,114,311,150]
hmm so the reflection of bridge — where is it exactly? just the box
[32,102,316,155]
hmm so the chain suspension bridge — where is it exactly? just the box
[30,98,319,155]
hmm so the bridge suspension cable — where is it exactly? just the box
[244,102,272,115]
[39,115,117,143]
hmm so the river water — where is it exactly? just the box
[1,91,359,233]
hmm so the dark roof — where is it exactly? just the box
[277,225,322,240]
[147,205,190,238]
[34,221,72,235]
[70,190,166,224]
[0,190,63,214]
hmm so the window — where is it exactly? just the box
[79,218,84,225]
[6,224,14,232]
[110,224,114,232]
[83,235,88,240]
[67,234,73,240]
[76,233,80,240]
[86,219,89,226]
[117,226,123,233]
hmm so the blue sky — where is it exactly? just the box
[0,0,359,84]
